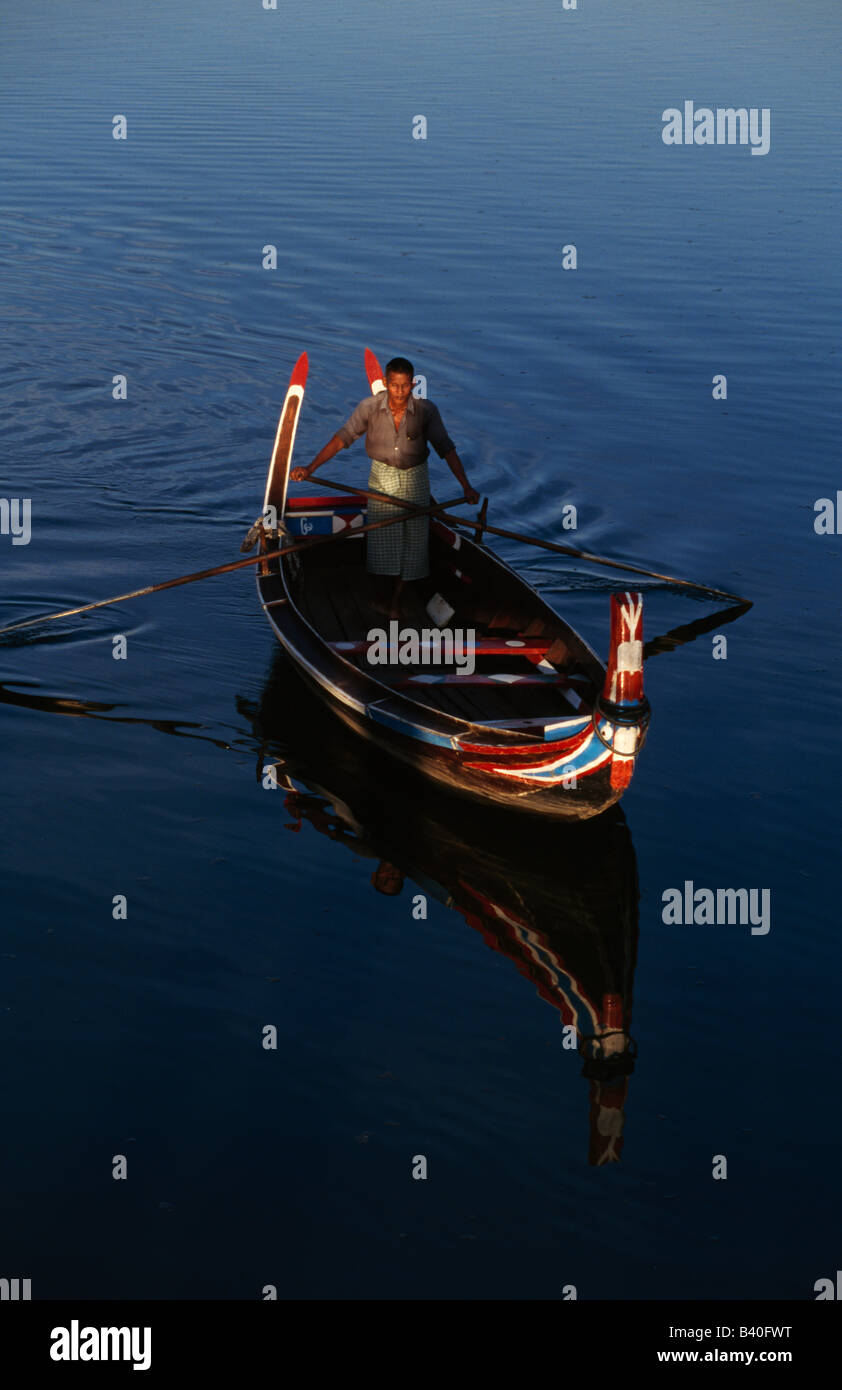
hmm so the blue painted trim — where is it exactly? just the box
[368,703,455,749]
[544,716,590,740]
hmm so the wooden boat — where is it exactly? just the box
[256,353,650,820]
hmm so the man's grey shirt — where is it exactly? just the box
[337,393,455,470]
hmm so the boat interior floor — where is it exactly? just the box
[288,541,597,726]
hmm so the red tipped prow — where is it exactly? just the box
[262,351,310,517]
[603,592,644,707]
[290,351,309,390]
[601,592,648,791]
[364,348,386,394]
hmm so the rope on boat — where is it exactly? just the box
[241,517,291,552]
[590,699,652,753]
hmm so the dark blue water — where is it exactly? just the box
[1,0,839,1299]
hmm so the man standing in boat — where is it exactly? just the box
[291,357,478,616]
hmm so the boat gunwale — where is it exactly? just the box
[257,496,609,747]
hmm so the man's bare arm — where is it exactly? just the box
[443,449,479,504]
[290,433,347,481]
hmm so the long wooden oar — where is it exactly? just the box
[0,493,466,640]
[437,510,749,604]
[310,475,748,604]
[306,473,448,514]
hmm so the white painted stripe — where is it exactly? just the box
[472,741,612,782]
[262,383,305,515]
[613,726,639,756]
[617,639,642,671]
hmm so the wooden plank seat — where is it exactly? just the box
[438,558,474,583]
[393,672,591,688]
[286,494,369,510]
[330,636,555,658]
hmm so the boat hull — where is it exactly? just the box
[258,550,639,821]
[297,669,627,819]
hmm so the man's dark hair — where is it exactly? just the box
[385,356,414,379]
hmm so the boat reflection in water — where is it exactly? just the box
[241,651,642,1166]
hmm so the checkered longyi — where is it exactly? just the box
[366,459,430,580]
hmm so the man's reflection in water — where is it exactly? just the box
[372,862,404,896]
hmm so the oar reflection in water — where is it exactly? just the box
[643,600,752,661]
[0,681,240,751]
